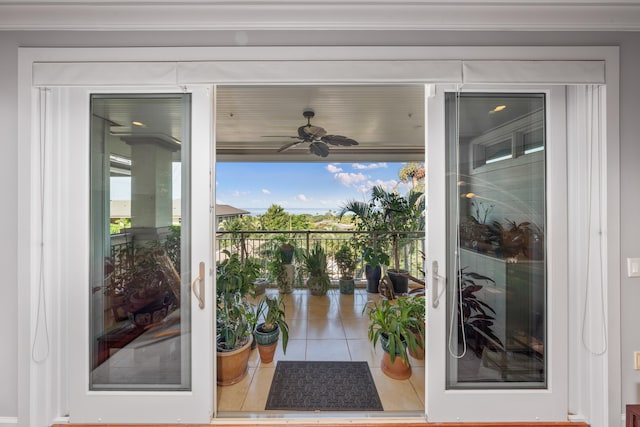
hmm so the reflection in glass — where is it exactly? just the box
[446,93,546,389]
[89,94,191,390]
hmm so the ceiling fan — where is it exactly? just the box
[266,109,359,157]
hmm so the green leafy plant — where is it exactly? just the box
[255,295,289,354]
[335,242,357,280]
[216,250,261,351]
[106,240,175,299]
[302,243,331,295]
[340,185,424,272]
[365,298,422,365]
[457,267,503,350]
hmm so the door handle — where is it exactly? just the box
[432,260,442,308]
[191,261,205,309]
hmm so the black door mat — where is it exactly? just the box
[265,360,383,411]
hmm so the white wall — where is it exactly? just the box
[1,29,639,420]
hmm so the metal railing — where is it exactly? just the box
[215,230,425,287]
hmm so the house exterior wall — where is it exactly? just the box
[1,29,639,422]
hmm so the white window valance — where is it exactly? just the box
[32,59,606,86]
[462,60,606,84]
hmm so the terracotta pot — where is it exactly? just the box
[381,350,412,380]
[380,333,412,380]
[408,330,425,360]
[254,323,280,363]
[216,335,253,386]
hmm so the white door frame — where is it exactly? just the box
[30,85,215,424]
[426,84,568,422]
[17,45,620,427]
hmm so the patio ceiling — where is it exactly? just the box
[94,85,539,164]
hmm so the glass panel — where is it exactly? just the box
[89,94,191,390]
[446,93,546,389]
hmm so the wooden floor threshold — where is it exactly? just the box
[53,423,589,427]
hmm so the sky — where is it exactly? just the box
[110,161,412,216]
[215,162,410,215]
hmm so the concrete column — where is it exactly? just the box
[123,136,179,241]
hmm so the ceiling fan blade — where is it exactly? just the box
[277,140,304,153]
[321,135,359,147]
[309,141,330,157]
[299,125,327,140]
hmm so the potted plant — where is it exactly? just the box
[365,298,422,380]
[362,245,390,293]
[107,241,178,328]
[457,267,503,356]
[267,240,296,293]
[339,196,389,293]
[253,295,289,363]
[398,296,426,360]
[103,247,131,322]
[335,242,357,294]
[372,186,424,295]
[216,249,260,386]
[340,185,424,294]
[302,243,331,296]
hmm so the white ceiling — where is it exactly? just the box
[215,85,425,162]
[93,85,544,163]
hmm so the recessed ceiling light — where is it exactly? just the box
[132,121,145,127]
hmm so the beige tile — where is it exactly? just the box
[347,338,379,366]
[241,366,275,411]
[247,345,261,368]
[306,339,351,360]
[370,367,424,411]
[338,299,369,319]
[341,317,369,339]
[216,367,256,411]
[409,366,426,403]
[273,338,306,362]
[306,317,345,339]
[307,300,340,319]
[286,317,307,340]
[221,285,426,415]
[283,293,308,319]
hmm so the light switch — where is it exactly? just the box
[627,258,640,278]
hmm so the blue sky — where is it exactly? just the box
[111,161,411,215]
[215,162,409,214]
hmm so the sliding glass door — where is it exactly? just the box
[426,85,568,421]
[66,86,214,423]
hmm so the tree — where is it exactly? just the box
[398,162,425,191]
[260,204,291,230]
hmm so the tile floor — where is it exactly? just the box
[216,288,425,417]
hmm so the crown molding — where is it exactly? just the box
[1,1,640,31]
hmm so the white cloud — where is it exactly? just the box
[232,190,250,197]
[296,194,310,202]
[261,188,271,195]
[352,162,388,170]
[356,179,399,194]
[326,164,343,173]
[334,172,368,186]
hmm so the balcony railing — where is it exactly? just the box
[216,230,425,288]
[109,229,425,290]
